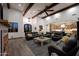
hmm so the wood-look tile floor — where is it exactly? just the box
[8,38,35,56]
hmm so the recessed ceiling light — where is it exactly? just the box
[46,17,50,20]
[18,4,22,7]
[54,13,60,18]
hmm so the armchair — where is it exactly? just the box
[44,32,52,38]
[25,32,34,41]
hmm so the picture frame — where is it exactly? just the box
[8,22,18,32]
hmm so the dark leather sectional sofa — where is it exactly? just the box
[25,32,39,40]
[48,38,78,56]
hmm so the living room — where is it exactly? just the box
[0,3,79,56]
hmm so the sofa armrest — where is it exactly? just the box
[48,46,66,56]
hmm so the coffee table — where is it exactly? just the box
[34,37,51,46]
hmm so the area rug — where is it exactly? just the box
[24,39,58,56]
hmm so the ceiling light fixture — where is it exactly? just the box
[54,13,60,18]
[46,17,50,20]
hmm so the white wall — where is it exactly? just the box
[30,17,50,34]
[5,5,79,37]
[47,5,79,24]
[34,5,79,33]
[3,7,25,39]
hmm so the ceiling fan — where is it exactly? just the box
[33,6,54,19]
[38,6,54,16]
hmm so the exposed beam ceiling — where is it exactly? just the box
[46,10,54,11]
[44,11,49,16]
[23,3,34,16]
[32,3,59,18]
[42,3,79,19]
[7,3,10,9]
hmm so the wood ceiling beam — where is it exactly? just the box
[23,3,34,16]
[42,3,79,19]
[32,3,59,18]
[7,3,10,9]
